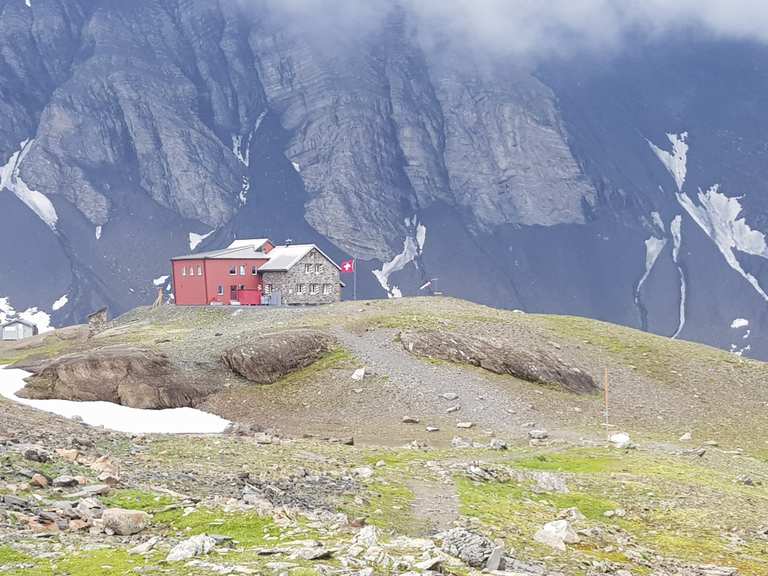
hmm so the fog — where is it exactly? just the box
[246,0,768,59]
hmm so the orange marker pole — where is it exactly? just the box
[603,367,609,437]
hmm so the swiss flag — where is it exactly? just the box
[341,259,355,273]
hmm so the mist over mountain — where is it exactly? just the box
[2,0,768,358]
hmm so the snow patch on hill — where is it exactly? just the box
[0,140,58,230]
[189,230,214,251]
[649,132,688,192]
[650,133,768,303]
[670,215,686,338]
[0,367,231,434]
[678,185,768,301]
[373,218,428,298]
[52,295,68,311]
[636,236,667,300]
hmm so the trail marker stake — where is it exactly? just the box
[603,367,609,437]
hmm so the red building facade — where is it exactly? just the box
[172,239,273,306]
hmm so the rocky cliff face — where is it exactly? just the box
[2,0,768,359]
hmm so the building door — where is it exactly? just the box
[230,285,238,302]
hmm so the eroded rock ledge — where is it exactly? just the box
[399,330,597,394]
[222,330,336,384]
[17,346,209,409]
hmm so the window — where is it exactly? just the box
[239,265,246,276]
[304,263,312,274]
[197,265,203,276]
[315,263,323,274]
[310,284,319,295]
[181,266,187,277]
[229,266,236,275]
[239,284,245,290]
[296,283,306,294]
[217,285,224,295]
[251,265,258,275]
[323,284,332,295]
[264,284,272,294]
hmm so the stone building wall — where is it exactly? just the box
[262,249,341,305]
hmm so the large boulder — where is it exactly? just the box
[400,330,597,394]
[222,330,336,384]
[101,508,150,536]
[17,345,209,409]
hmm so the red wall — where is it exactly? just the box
[204,259,268,305]
[173,257,270,305]
[172,259,208,305]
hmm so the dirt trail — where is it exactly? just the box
[407,478,459,534]
[331,327,561,441]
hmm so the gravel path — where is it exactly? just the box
[331,327,560,442]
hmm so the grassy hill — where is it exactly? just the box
[1,297,767,575]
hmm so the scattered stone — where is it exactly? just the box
[415,558,443,571]
[441,527,496,568]
[446,405,461,414]
[425,426,440,433]
[528,429,549,440]
[609,432,633,449]
[167,534,218,562]
[52,475,78,488]
[736,475,760,486]
[456,421,474,429]
[90,455,120,478]
[440,393,459,401]
[485,545,505,571]
[402,416,420,424]
[704,440,719,446]
[290,546,334,560]
[451,437,472,449]
[558,507,586,522]
[489,438,507,450]
[97,472,120,487]
[352,467,374,479]
[56,448,80,463]
[354,525,379,547]
[679,432,692,441]
[532,472,569,494]
[534,520,580,551]
[30,474,49,488]
[69,484,111,498]
[351,367,366,381]
[101,508,150,536]
[23,448,50,463]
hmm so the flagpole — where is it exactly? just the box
[353,261,357,301]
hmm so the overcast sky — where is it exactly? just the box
[252,0,768,59]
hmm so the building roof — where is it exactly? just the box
[258,244,342,272]
[227,238,270,250]
[171,238,340,272]
[172,244,270,261]
[0,318,37,329]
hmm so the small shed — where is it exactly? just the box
[1,319,38,341]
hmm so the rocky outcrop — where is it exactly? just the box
[400,330,597,394]
[222,330,336,385]
[17,346,207,409]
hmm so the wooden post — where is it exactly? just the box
[603,367,609,437]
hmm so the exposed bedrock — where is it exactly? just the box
[399,330,597,394]
[17,345,209,409]
[222,330,336,385]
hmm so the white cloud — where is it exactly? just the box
[249,0,768,60]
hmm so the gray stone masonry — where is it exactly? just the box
[262,249,341,305]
